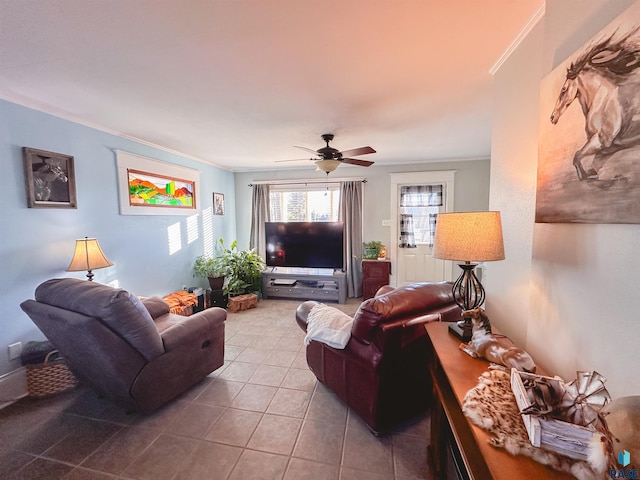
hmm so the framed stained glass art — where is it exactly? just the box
[116,150,200,216]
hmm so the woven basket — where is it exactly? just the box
[26,351,78,398]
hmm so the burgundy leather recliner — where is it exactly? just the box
[21,278,226,413]
[296,281,461,435]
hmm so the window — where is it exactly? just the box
[269,185,340,222]
[399,185,444,246]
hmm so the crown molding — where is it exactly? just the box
[490,2,546,75]
[0,94,231,171]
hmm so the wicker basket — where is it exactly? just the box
[26,351,78,398]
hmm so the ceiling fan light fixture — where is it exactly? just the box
[314,159,341,173]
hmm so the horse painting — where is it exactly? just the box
[23,147,76,208]
[537,3,640,224]
[33,156,69,201]
[549,27,640,182]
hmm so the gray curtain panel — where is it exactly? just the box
[339,181,363,298]
[249,184,269,260]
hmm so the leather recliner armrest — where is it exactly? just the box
[374,285,395,297]
[296,301,382,371]
[295,300,321,332]
[159,307,226,351]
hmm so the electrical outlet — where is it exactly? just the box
[382,219,391,227]
[8,342,22,361]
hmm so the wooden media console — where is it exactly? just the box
[261,267,347,304]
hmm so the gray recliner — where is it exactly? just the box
[20,278,226,413]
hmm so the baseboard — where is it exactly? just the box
[0,367,28,409]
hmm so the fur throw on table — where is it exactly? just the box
[461,369,604,480]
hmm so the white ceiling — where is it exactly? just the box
[0,0,542,172]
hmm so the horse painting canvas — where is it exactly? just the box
[23,148,77,209]
[536,2,640,224]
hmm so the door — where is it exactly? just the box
[389,171,455,287]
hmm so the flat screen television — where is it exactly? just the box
[265,221,344,269]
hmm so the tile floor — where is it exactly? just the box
[0,298,432,480]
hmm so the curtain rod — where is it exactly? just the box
[248,177,366,187]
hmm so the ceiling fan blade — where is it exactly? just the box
[275,158,317,163]
[339,146,376,157]
[342,158,374,167]
[294,146,320,155]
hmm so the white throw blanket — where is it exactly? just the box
[304,303,353,349]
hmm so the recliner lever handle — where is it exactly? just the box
[381,312,442,331]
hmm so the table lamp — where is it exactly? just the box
[433,211,505,341]
[66,237,114,281]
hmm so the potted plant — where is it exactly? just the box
[363,240,384,260]
[193,255,226,290]
[216,239,266,296]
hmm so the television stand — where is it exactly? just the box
[262,267,347,304]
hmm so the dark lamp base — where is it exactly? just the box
[448,320,472,342]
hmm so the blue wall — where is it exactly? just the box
[0,100,235,376]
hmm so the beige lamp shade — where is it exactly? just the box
[433,211,505,262]
[66,237,114,280]
[314,159,341,173]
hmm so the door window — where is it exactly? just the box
[399,185,443,247]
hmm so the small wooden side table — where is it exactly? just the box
[362,260,391,300]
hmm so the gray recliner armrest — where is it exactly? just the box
[159,307,226,351]
[140,297,170,319]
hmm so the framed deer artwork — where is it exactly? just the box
[23,147,77,209]
[213,192,224,215]
[536,1,640,224]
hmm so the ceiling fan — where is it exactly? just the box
[276,134,376,173]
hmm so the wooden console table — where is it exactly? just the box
[425,322,566,480]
